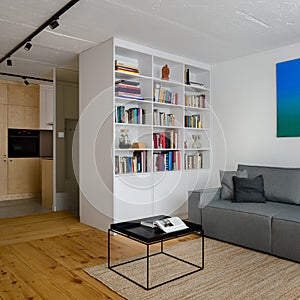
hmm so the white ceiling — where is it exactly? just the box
[1,0,300,80]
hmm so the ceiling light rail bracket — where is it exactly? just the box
[0,0,80,65]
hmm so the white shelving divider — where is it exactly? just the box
[79,38,211,231]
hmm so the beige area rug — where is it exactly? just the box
[85,238,300,300]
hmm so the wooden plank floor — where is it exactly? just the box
[0,211,193,300]
[0,212,129,299]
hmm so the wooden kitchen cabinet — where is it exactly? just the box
[8,158,40,195]
[42,159,53,209]
[8,105,39,129]
[0,82,7,104]
[7,82,39,129]
[0,104,7,158]
[0,158,8,197]
[8,83,39,107]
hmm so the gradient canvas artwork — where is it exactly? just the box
[276,58,300,137]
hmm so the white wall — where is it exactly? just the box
[210,42,300,187]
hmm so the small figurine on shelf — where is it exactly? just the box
[192,135,201,149]
[119,129,131,148]
[161,64,170,80]
[184,140,188,149]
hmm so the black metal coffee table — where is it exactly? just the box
[108,215,204,290]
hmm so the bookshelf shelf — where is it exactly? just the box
[153,125,182,129]
[184,106,210,111]
[184,148,210,151]
[80,38,211,230]
[153,148,182,151]
[115,148,152,151]
[115,97,153,104]
[115,123,152,128]
[115,71,152,80]
[184,84,210,91]
[154,78,184,87]
[184,127,209,131]
[153,102,183,108]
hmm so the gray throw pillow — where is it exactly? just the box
[220,169,248,200]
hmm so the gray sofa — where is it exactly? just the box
[188,164,300,263]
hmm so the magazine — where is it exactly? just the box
[140,217,188,233]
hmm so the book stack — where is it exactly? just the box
[115,151,147,174]
[115,106,146,124]
[153,129,178,149]
[115,80,143,100]
[185,114,202,128]
[115,57,139,75]
[153,110,175,126]
[185,94,205,108]
[153,151,181,171]
[185,153,203,169]
[153,83,178,104]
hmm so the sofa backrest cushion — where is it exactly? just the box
[220,169,248,200]
[237,164,300,205]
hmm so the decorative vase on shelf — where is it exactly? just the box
[119,129,131,148]
[192,135,201,149]
[161,64,170,80]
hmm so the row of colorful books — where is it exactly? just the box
[115,151,147,174]
[115,57,139,75]
[115,105,146,124]
[185,114,202,128]
[153,151,181,171]
[185,94,206,108]
[153,130,178,149]
[115,79,144,100]
[153,110,175,127]
[153,83,179,104]
[185,153,203,169]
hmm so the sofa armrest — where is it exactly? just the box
[188,188,220,224]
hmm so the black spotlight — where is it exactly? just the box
[7,58,12,66]
[24,41,32,51]
[23,78,29,86]
[49,18,59,30]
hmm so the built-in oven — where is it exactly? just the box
[8,129,40,158]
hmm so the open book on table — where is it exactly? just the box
[140,217,188,233]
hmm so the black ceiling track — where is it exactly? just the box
[0,0,80,65]
[0,72,53,83]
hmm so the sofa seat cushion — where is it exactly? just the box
[238,164,300,205]
[202,200,287,252]
[205,199,287,217]
[271,205,300,262]
[273,205,300,223]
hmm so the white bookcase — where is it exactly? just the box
[79,38,211,231]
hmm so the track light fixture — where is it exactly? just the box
[7,58,12,66]
[24,41,32,51]
[49,18,59,30]
[23,78,30,86]
[0,0,80,65]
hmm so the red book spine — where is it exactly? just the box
[161,132,166,149]
[177,151,181,170]
[153,134,158,149]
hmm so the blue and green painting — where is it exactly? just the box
[276,58,300,137]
